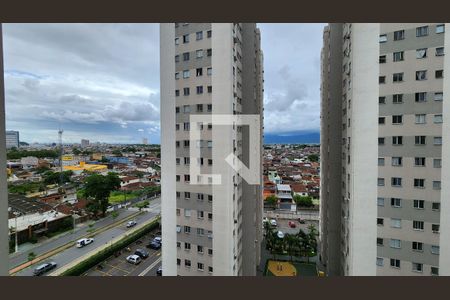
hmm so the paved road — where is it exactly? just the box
[13,199,161,276]
[10,197,160,270]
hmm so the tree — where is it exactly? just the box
[72,148,81,155]
[307,154,319,162]
[43,170,73,185]
[293,195,313,207]
[306,224,318,263]
[284,233,298,262]
[265,195,278,208]
[112,149,123,157]
[84,173,121,217]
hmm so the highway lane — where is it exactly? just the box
[14,200,161,276]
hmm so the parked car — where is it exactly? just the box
[33,262,57,276]
[153,236,162,244]
[270,219,277,227]
[156,266,162,276]
[288,221,296,228]
[146,240,161,250]
[126,254,142,265]
[134,248,150,259]
[76,238,94,248]
[126,220,137,228]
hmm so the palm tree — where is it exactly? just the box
[284,233,297,262]
[296,229,309,262]
[307,224,318,263]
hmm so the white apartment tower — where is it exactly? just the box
[321,23,450,276]
[160,23,263,276]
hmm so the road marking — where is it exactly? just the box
[138,257,161,276]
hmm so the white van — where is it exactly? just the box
[76,238,94,248]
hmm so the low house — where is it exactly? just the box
[276,184,293,210]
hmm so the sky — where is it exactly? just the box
[2,23,325,144]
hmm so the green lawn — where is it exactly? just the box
[108,191,140,204]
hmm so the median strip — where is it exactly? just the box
[9,210,144,275]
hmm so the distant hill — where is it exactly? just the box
[264,131,320,144]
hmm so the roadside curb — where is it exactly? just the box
[9,210,144,275]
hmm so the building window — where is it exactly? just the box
[391,157,402,166]
[393,30,405,40]
[197,228,204,236]
[391,198,401,207]
[415,136,426,145]
[176,141,180,148]
[377,238,384,246]
[392,73,403,82]
[196,49,203,58]
[434,137,442,145]
[175,55,180,62]
[207,104,212,112]
[391,218,402,228]
[184,192,190,199]
[433,181,441,190]
[393,52,404,62]
[176,208,180,216]
[390,259,400,268]
[198,263,204,271]
[378,158,385,166]
[377,197,385,206]
[184,226,191,234]
[208,213,213,220]
[378,117,385,125]
[416,26,429,37]
[431,267,439,276]
[413,199,425,209]
[377,218,384,226]
[436,70,444,78]
[207,30,212,38]
[377,178,385,186]
[185,259,191,267]
[184,209,191,218]
[416,70,427,81]
[431,201,440,210]
[175,37,180,45]
[416,48,427,59]
[207,67,212,75]
[208,248,213,255]
[392,136,403,145]
[431,245,440,255]
[415,114,426,124]
[379,76,386,84]
[414,157,426,166]
[436,24,445,33]
[183,105,190,113]
[196,68,203,76]
[412,263,423,273]
[183,140,190,147]
[413,220,424,231]
[415,92,427,102]
[208,266,213,273]
[433,114,443,124]
[175,72,180,80]
[184,175,190,182]
[432,224,440,233]
[436,47,445,56]
[176,191,181,198]
[414,179,425,188]
[207,86,212,94]
[197,86,204,94]
[196,31,203,40]
[184,157,190,165]
[183,87,190,96]
[412,242,423,251]
[176,175,180,182]
[378,137,385,145]
[207,48,212,57]
[175,124,180,131]
[390,239,401,249]
[392,115,403,124]
[433,159,442,168]
[376,257,384,266]
[183,34,189,43]
[175,90,180,97]
[379,34,387,43]
[183,70,190,79]
[177,258,181,265]
[434,92,443,101]
[393,94,403,103]
[379,96,386,104]
[183,52,190,61]
[379,55,386,63]
[391,178,402,187]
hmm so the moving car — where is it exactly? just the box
[76,238,94,248]
[126,254,142,265]
[146,240,161,250]
[270,219,277,227]
[288,221,296,228]
[134,248,149,259]
[126,220,137,228]
[33,261,57,276]
[156,266,162,276]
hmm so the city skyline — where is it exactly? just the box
[2,23,324,144]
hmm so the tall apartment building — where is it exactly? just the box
[81,139,89,148]
[0,23,8,276]
[160,23,263,276]
[321,23,450,276]
[6,130,19,148]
